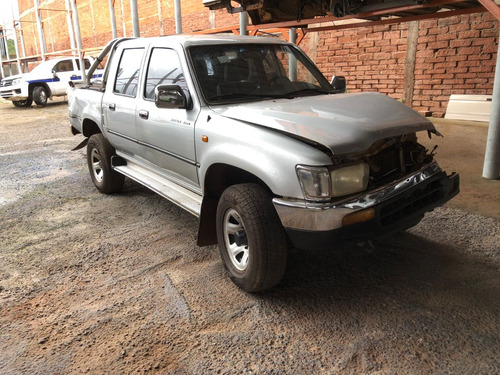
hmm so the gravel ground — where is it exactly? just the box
[0,100,499,374]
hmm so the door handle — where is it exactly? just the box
[139,110,149,120]
[108,103,116,111]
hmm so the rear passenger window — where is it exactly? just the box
[114,48,144,97]
[144,48,186,100]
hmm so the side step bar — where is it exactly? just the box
[113,160,202,217]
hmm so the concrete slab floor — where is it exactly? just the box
[422,118,500,219]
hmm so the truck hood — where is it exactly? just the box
[2,73,24,82]
[212,92,436,155]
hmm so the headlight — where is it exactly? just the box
[296,166,331,201]
[12,79,21,86]
[330,163,369,197]
[297,163,369,201]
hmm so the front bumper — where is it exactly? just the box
[0,86,28,101]
[273,162,459,250]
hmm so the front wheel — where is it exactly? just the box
[87,134,124,194]
[216,184,288,292]
[33,86,48,106]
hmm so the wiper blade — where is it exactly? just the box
[209,92,284,101]
[284,88,331,97]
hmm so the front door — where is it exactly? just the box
[51,59,77,95]
[135,47,199,187]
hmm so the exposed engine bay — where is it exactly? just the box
[332,134,438,191]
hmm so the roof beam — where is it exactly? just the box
[477,0,500,20]
[303,6,486,34]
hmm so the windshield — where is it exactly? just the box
[188,43,334,104]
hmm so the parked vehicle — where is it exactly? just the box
[68,35,459,292]
[0,56,100,107]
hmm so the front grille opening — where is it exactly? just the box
[379,178,444,227]
[363,137,435,191]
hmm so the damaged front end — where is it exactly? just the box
[273,132,459,250]
[332,133,439,191]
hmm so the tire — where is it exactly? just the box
[216,183,287,292]
[33,86,48,106]
[87,134,124,194]
[12,98,32,107]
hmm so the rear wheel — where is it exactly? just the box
[12,98,32,107]
[87,134,124,194]
[33,86,48,106]
[216,183,288,292]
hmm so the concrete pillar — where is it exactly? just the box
[289,28,297,81]
[109,0,117,39]
[0,32,5,77]
[11,23,22,74]
[239,12,248,35]
[403,21,419,107]
[482,30,500,179]
[130,0,140,37]
[70,0,85,81]
[174,0,182,34]
[33,0,47,59]
[65,0,76,55]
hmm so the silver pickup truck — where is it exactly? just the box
[68,35,459,292]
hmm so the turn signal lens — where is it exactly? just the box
[342,208,375,227]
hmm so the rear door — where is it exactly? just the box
[102,45,145,155]
[135,46,200,187]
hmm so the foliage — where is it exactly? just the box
[7,39,16,58]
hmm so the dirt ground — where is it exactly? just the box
[0,99,499,374]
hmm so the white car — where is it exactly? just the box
[0,56,101,107]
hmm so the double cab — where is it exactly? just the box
[68,35,459,292]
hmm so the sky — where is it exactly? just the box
[0,0,19,26]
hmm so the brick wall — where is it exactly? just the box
[15,0,499,116]
[315,12,498,117]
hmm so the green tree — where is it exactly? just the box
[7,39,16,58]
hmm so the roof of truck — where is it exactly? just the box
[115,34,290,48]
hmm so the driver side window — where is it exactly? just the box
[144,48,186,100]
[54,59,74,73]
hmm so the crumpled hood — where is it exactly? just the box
[213,92,436,155]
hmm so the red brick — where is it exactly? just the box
[428,41,450,50]
[450,39,473,48]
[458,30,481,39]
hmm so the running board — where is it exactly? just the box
[113,162,202,217]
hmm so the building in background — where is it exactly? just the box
[2,0,499,117]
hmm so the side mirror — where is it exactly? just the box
[330,75,346,93]
[52,69,58,79]
[155,85,191,109]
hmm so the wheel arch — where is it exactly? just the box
[197,163,272,247]
[82,118,102,138]
[28,82,51,98]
